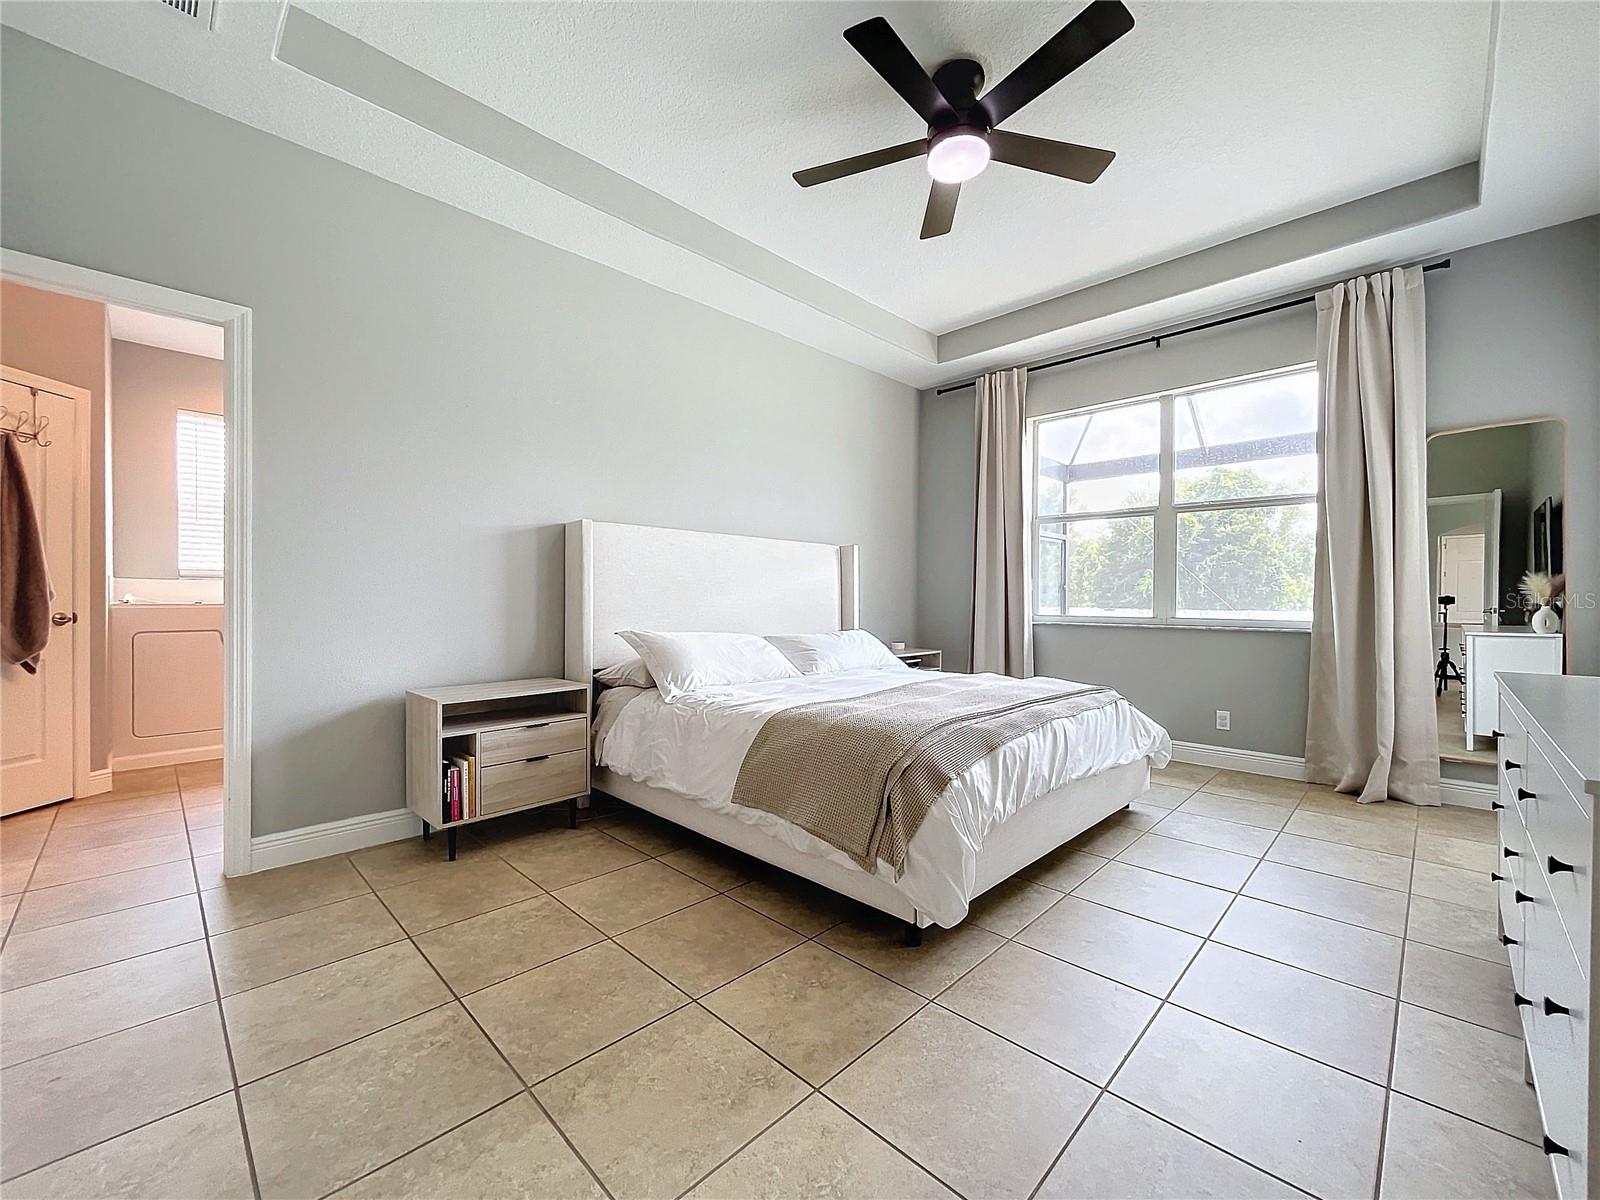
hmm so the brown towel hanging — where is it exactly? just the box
[1,431,54,673]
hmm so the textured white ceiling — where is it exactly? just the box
[301,0,1493,332]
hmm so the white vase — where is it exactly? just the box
[1531,605,1562,634]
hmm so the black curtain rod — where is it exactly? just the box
[934,259,1452,395]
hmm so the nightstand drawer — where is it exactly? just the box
[477,716,587,766]
[479,751,587,815]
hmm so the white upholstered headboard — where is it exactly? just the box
[564,519,860,681]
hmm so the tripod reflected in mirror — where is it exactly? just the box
[1434,594,1464,696]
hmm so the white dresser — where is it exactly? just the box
[1466,631,1563,749]
[1496,673,1599,1199]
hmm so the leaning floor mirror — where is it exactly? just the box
[1426,419,1567,764]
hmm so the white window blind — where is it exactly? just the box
[176,409,225,577]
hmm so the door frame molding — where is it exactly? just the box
[2,249,255,877]
[0,363,93,808]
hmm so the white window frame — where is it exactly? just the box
[1028,362,1319,632]
[176,407,225,579]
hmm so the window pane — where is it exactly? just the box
[1177,501,1317,621]
[1037,399,1160,515]
[1037,516,1154,617]
[1174,369,1317,503]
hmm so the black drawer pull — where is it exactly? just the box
[1503,847,1520,859]
[523,755,550,764]
[1500,933,1520,947]
[1513,992,1533,1007]
[1542,997,1571,1017]
[1491,872,1505,882]
[1491,801,1505,811]
[1504,759,1521,771]
[1516,788,1535,801]
[1548,856,1576,875]
[1514,890,1536,904]
[1492,729,1506,739]
[1543,1137,1569,1157]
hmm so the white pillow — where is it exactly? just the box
[616,630,800,702]
[766,629,909,676]
[595,655,654,689]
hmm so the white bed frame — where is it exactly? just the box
[563,518,1148,932]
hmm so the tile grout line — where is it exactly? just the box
[0,803,61,955]
[1371,856,1419,1200]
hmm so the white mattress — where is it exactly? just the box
[594,668,1171,925]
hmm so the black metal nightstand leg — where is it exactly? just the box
[421,820,431,841]
[447,828,457,861]
[568,796,579,829]
[902,920,922,947]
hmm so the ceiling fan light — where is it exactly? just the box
[926,131,990,184]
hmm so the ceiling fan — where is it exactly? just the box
[794,1,1134,239]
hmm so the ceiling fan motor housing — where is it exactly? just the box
[930,58,987,121]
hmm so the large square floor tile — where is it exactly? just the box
[465,940,687,1081]
[1213,896,1402,995]
[29,835,191,890]
[0,1004,233,1181]
[825,1005,1098,1200]
[377,859,542,935]
[1017,895,1201,997]
[1417,804,1497,845]
[1202,770,1306,806]
[414,893,601,994]
[687,1094,956,1200]
[535,1005,809,1200]
[658,840,757,890]
[241,1004,520,1199]
[941,942,1158,1084]
[0,893,203,991]
[1020,846,1109,892]
[1242,860,1408,935]
[42,809,187,855]
[1038,1093,1301,1199]
[1147,810,1277,857]
[336,1095,606,1200]
[497,828,648,891]
[1379,1094,1554,1200]
[965,875,1064,936]
[1171,942,1396,1081]
[201,856,371,933]
[725,873,855,936]
[1072,860,1233,936]
[210,893,404,996]
[616,895,802,996]
[1415,831,1497,873]
[1391,1003,1544,1142]
[1405,894,1503,962]
[1282,809,1415,856]
[1112,1006,1386,1198]
[1117,832,1257,891]
[1411,859,1496,911]
[1264,832,1413,891]
[1400,941,1520,1036]
[2,1093,251,1200]
[703,943,923,1085]
[224,940,453,1082]
[553,859,715,935]
[818,912,1003,997]
[8,860,197,933]
[1178,792,1292,831]
[346,835,497,891]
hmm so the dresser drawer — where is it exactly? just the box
[476,716,587,766]
[478,751,588,816]
[1525,896,1589,1194]
[1524,741,1592,959]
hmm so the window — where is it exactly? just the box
[176,409,225,577]
[1032,364,1319,627]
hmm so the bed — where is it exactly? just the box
[564,519,1170,937]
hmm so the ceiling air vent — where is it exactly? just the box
[157,0,216,29]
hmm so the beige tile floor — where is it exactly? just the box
[0,760,1557,1200]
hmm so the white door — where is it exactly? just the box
[1439,533,1486,628]
[1,378,78,815]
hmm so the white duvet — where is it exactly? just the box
[594,667,1171,925]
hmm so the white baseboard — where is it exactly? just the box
[111,745,223,772]
[78,768,114,798]
[249,807,419,873]
[1170,740,1494,809]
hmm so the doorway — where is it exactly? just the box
[1,250,253,876]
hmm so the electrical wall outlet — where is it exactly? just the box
[1215,709,1231,731]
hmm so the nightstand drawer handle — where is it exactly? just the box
[1543,1137,1569,1157]
[1548,856,1576,875]
[524,754,550,764]
[1542,997,1571,1017]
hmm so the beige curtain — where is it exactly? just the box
[1306,267,1440,805]
[971,367,1032,677]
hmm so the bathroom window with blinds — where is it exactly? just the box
[176,409,225,577]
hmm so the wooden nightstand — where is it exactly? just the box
[891,647,943,671]
[405,677,590,860]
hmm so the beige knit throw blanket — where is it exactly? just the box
[731,675,1120,875]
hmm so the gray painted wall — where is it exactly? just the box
[1,34,919,836]
[919,218,1599,762]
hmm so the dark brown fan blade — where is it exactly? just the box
[988,130,1115,183]
[844,17,958,128]
[920,181,959,239]
[793,140,927,188]
[978,1,1134,128]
